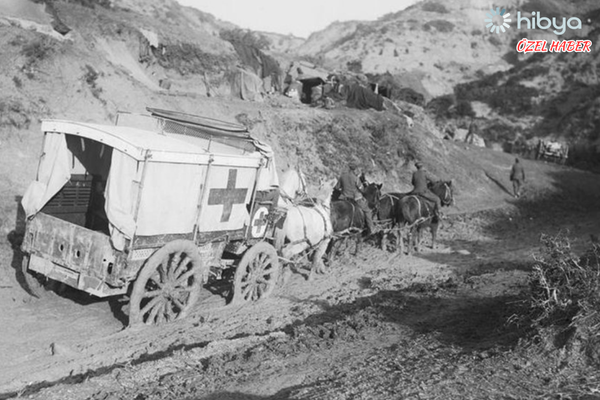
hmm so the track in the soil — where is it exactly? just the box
[0,232,451,395]
[3,190,599,398]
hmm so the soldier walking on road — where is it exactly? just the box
[510,157,525,198]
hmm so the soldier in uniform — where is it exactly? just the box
[510,157,525,198]
[411,161,442,218]
[334,163,376,235]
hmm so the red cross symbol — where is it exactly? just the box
[251,206,269,237]
[208,169,248,222]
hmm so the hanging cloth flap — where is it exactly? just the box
[21,132,71,218]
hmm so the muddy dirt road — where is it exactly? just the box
[1,156,599,399]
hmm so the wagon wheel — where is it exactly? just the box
[129,240,203,327]
[231,242,279,305]
[21,255,57,298]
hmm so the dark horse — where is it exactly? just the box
[399,180,454,253]
[328,182,381,258]
[375,192,408,253]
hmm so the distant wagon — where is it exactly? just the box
[20,108,283,326]
[536,139,569,164]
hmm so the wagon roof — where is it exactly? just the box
[41,119,263,164]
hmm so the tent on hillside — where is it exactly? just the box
[284,61,330,84]
[344,84,385,111]
[230,42,283,94]
[226,67,265,102]
[283,61,332,104]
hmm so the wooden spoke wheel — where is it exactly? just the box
[231,242,279,304]
[129,240,203,327]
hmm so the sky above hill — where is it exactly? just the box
[177,0,419,38]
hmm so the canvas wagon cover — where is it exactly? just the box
[22,119,277,250]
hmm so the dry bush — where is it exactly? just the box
[0,99,31,130]
[421,2,449,13]
[20,35,59,71]
[528,232,600,364]
[422,20,455,33]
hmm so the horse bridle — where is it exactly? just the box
[296,166,308,197]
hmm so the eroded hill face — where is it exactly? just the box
[294,0,600,100]
[1,0,599,193]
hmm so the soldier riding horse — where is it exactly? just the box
[400,180,454,253]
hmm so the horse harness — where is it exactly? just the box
[405,195,433,228]
[290,201,331,248]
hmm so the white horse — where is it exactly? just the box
[275,168,334,280]
[278,166,307,207]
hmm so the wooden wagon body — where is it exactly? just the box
[21,108,283,325]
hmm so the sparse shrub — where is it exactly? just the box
[488,35,502,47]
[471,29,483,35]
[454,100,475,118]
[421,2,449,13]
[426,94,455,119]
[13,76,22,88]
[394,48,399,57]
[62,0,112,9]
[346,60,363,73]
[312,116,408,173]
[8,35,27,47]
[0,99,30,130]
[422,20,455,33]
[83,65,105,104]
[21,36,58,68]
[454,71,539,115]
[220,28,271,50]
[396,88,425,106]
[153,42,235,74]
[527,232,600,364]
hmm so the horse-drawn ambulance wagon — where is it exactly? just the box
[21,108,283,326]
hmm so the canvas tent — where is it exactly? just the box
[285,61,330,83]
[344,84,385,111]
[227,68,265,101]
[230,42,283,93]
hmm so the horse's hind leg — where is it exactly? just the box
[404,227,413,255]
[396,227,403,255]
[380,230,388,251]
[430,223,439,249]
[415,226,423,253]
[353,233,362,256]
[309,239,331,280]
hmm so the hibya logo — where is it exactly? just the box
[484,7,582,35]
[485,7,511,34]
[517,12,582,35]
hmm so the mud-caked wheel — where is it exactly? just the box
[129,240,204,327]
[231,242,279,305]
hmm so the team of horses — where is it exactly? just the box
[274,167,454,279]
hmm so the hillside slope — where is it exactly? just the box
[294,0,600,100]
[0,0,508,194]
